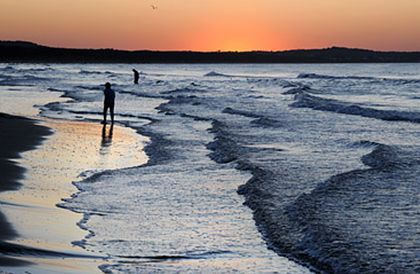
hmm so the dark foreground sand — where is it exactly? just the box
[0,113,51,192]
[0,113,51,266]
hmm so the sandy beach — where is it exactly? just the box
[0,112,147,273]
[0,113,51,267]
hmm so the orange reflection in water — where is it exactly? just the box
[100,123,114,155]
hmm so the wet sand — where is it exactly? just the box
[0,113,51,267]
[0,115,147,273]
[0,113,51,192]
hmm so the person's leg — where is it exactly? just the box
[110,103,114,124]
[103,104,108,124]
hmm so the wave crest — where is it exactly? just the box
[297,72,420,84]
[290,91,420,123]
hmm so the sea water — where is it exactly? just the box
[0,63,419,273]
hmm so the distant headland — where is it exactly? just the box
[1,41,420,63]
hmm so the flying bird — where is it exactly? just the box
[151,5,158,10]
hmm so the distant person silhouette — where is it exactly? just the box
[133,69,139,84]
[102,82,115,124]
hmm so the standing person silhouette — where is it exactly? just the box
[102,82,115,124]
[133,69,139,84]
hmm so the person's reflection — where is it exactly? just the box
[100,124,113,154]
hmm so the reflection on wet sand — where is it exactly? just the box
[0,119,148,273]
[100,124,114,155]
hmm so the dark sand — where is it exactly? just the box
[0,113,51,191]
[0,113,51,266]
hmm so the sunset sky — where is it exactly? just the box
[1,0,419,51]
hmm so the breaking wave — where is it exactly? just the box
[0,75,49,86]
[0,66,54,74]
[298,73,375,80]
[222,107,262,118]
[290,91,420,123]
[204,71,237,77]
[283,143,419,273]
[79,70,115,76]
[297,72,420,85]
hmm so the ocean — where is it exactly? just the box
[0,63,419,273]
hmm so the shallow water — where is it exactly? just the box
[0,63,419,273]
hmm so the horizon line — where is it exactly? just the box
[2,40,420,54]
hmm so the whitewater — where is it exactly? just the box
[0,63,419,273]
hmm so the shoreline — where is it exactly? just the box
[0,113,52,193]
[0,113,51,253]
[0,113,148,273]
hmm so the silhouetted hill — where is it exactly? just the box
[1,41,419,63]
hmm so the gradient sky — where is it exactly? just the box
[1,0,419,51]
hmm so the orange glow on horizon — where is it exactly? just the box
[0,0,419,51]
